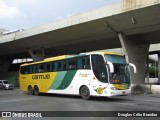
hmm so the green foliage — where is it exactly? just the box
[148,66,159,74]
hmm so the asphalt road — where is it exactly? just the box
[0,89,160,120]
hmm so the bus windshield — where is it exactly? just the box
[104,54,130,84]
[91,55,108,83]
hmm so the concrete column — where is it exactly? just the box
[28,49,44,62]
[158,53,160,83]
[118,33,149,84]
[146,55,150,83]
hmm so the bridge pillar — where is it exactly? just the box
[118,33,150,93]
[158,53,160,83]
[28,49,44,62]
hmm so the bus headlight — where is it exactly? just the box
[110,87,118,90]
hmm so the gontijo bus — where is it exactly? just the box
[19,51,136,99]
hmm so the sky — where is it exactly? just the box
[0,0,121,30]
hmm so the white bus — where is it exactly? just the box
[19,51,136,99]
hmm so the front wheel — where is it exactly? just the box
[80,86,90,100]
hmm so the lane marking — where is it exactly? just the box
[0,98,37,103]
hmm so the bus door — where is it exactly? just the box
[91,54,109,96]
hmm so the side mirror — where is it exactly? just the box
[107,62,114,73]
[128,63,136,73]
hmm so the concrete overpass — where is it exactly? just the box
[0,0,160,88]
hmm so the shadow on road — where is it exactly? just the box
[1,88,129,102]
[27,92,129,102]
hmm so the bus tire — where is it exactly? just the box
[80,86,90,100]
[28,85,33,95]
[34,85,39,96]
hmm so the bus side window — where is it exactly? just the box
[31,65,37,73]
[85,57,91,69]
[62,61,66,71]
[20,66,26,74]
[30,65,35,74]
[38,64,45,73]
[58,61,62,71]
[46,63,51,72]
[55,61,63,71]
[77,56,90,69]
[24,66,30,74]
[77,58,83,69]
[34,65,38,73]
[82,58,85,69]
[68,59,76,70]
[52,62,56,71]
[54,62,58,71]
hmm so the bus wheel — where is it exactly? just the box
[80,86,90,100]
[34,86,39,96]
[28,86,33,95]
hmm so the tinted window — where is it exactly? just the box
[20,66,26,74]
[25,66,30,74]
[20,56,91,73]
[30,65,34,74]
[63,60,67,71]
[20,66,31,74]
[77,56,90,69]
[55,61,63,71]
[54,62,58,71]
[105,55,126,64]
[3,81,9,84]
[46,63,52,72]
[68,59,76,70]
[38,64,45,73]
